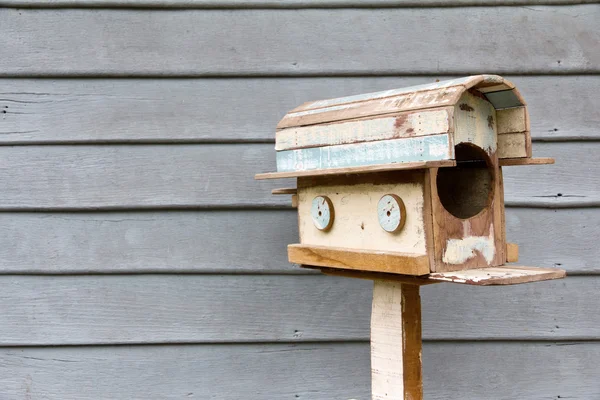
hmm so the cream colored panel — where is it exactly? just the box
[298,181,426,254]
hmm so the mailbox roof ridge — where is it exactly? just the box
[276,74,525,131]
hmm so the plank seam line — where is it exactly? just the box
[0,271,594,277]
[0,339,598,349]
[2,71,600,79]
[0,2,597,9]
[0,137,596,146]
[0,202,596,211]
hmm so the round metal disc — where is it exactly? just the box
[377,194,406,233]
[311,196,334,231]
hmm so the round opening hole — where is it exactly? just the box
[436,143,494,219]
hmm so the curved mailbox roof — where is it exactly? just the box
[256,75,552,180]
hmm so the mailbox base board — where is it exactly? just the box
[305,264,566,286]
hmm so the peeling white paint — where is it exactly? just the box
[442,225,495,265]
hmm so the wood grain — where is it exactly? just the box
[0,142,593,209]
[0,341,597,400]
[0,274,598,344]
[289,244,430,275]
[1,7,599,76]
[0,77,598,143]
[371,282,423,399]
[1,0,597,6]
[428,266,566,285]
[0,207,593,274]
[506,242,519,263]
[256,160,455,180]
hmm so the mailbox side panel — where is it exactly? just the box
[429,91,506,272]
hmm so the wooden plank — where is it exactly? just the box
[0,210,301,274]
[276,135,452,172]
[0,76,598,144]
[500,157,555,166]
[277,86,463,129]
[0,207,593,274]
[275,107,453,151]
[271,187,297,195]
[318,267,438,286]
[0,274,598,344]
[0,142,594,209]
[2,0,597,6]
[371,282,422,400]
[256,160,455,180]
[0,341,597,400]
[498,132,529,159]
[289,244,430,275]
[497,107,527,134]
[428,266,565,285]
[296,172,429,256]
[1,7,599,76]
[506,242,519,263]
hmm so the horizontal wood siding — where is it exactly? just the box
[2,0,598,6]
[1,7,599,76]
[0,3,596,399]
[1,76,599,143]
[0,208,594,274]
[0,275,596,344]
[0,342,597,400]
[0,142,593,209]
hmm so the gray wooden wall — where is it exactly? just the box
[0,1,599,399]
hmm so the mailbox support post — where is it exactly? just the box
[371,281,422,400]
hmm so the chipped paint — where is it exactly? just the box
[454,91,497,153]
[276,134,451,172]
[442,225,495,265]
[275,108,451,151]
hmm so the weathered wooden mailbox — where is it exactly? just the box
[256,75,566,399]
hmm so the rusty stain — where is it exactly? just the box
[406,127,415,135]
[487,115,494,129]
[394,114,408,129]
[459,103,474,112]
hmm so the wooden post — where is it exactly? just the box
[371,281,422,400]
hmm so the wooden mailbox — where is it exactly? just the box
[256,75,566,399]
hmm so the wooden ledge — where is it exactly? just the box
[289,244,430,276]
[271,188,297,195]
[301,259,565,286]
[499,157,555,166]
[428,266,566,285]
[255,160,456,180]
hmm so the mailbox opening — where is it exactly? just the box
[436,143,494,219]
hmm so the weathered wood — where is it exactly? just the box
[371,282,422,400]
[497,107,528,134]
[499,157,555,166]
[271,188,297,195]
[0,142,593,209]
[289,244,430,275]
[2,0,597,6]
[498,132,530,159]
[428,266,565,285]
[0,274,597,344]
[0,341,596,399]
[278,86,463,129]
[275,107,453,151]
[0,77,598,143]
[276,135,452,172]
[506,242,519,263]
[1,7,599,76]
[256,160,455,180]
[318,267,439,286]
[296,173,429,256]
[0,208,593,274]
